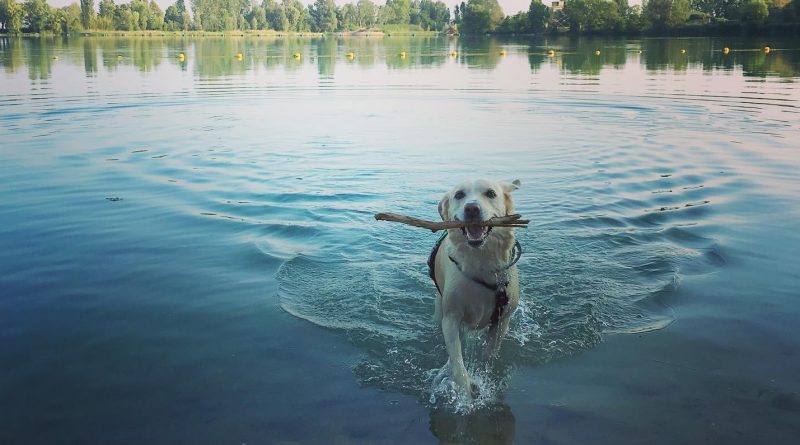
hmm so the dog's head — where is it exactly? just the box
[438,179,521,248]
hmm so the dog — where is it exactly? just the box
[429,179,522,399]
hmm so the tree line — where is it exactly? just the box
[2,0,799,35]
[452,0,800,34]
[0,0,451,33]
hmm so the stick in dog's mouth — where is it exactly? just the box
[373,212,529,232]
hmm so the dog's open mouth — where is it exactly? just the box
[461,225,492,247]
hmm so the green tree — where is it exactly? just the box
[671,0,693,24]
[689,0,742,18]
[1,0,25,32]
[383,0,411,23]
[498,10,528,32]
[625,4,646,30]
[564,0,622,32]
[356,0,375,27]
[528,0,550,33]
[95,0,114,29]
[245,4,266,29]
[148,0,162,29]
[191,0,250,31]
[417,0,449,30]
[56,2,82,33]
[338,2,358,30]
[740,0,769,21]
[409,0,421,25]
[643,0,690,28]
[282,0,310,31]
[164,0,189,30]
[79,0,93,28]
[310,0,336,31]
[23,0,52,32]
[114,3,135,30]
[129,0,148,30]
[461,0,504,34]
[263,0,288,30]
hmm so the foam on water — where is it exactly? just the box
[276,165,723,410]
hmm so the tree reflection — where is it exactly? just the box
[0,37,25,74]
[0,36,797,80]
[24,38,55,80]
[83,39,97,76]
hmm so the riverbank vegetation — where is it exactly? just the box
[0,0,450,34]
[1,0,798,36]
[510,0,800,35]
[460,0,800,35]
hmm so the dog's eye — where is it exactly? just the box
[485,189,497,199]
[454,191,465,200]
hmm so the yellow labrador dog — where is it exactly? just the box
[428,179,522,399]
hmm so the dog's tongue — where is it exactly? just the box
[466,225,485,241]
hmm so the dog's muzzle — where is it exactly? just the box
[459,203,492,247]
[462,225,492,247]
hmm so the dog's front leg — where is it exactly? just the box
[442,316,474,398]
[483,316,511,361]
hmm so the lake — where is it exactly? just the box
[1,34,799,444]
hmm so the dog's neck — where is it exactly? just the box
[444,228,516,279]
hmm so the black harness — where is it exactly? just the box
[427,232,522,327]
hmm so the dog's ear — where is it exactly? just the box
[438,194,450,221]
[502,180,520,215]
[502,179,521,193]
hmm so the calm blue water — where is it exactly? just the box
[1,35,799,443]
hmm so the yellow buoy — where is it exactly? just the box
[723,47,730,54]
[400,51,406,58]
[117,54,123,59]
[347,52,354,59]
[293,52,301,59]
[52,56,58,60]
[235,53,243,60]
[178,53,185,61]
[681,49,686,54]
[450,51,457,57]
[499,50,507,56]
[595,50,600,56]
[764,46,771,54]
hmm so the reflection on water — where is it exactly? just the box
[430,403,515,444]
[2,35,799,79]
[1,34,799,444]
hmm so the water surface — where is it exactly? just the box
[1,35,799,443]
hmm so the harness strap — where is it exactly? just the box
[427,232,447,294]
[427,233,522,327]
[448,254,510,326]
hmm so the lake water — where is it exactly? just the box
[1,35,799,444]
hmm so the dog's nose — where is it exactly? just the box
[464,202,481,220]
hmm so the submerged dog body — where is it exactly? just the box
[431,179,521,398]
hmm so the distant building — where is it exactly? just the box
[550,0,565,11]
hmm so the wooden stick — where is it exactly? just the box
[374,212,529,232]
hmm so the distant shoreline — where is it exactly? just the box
[1,30,442,38]
[3,27,797,39]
